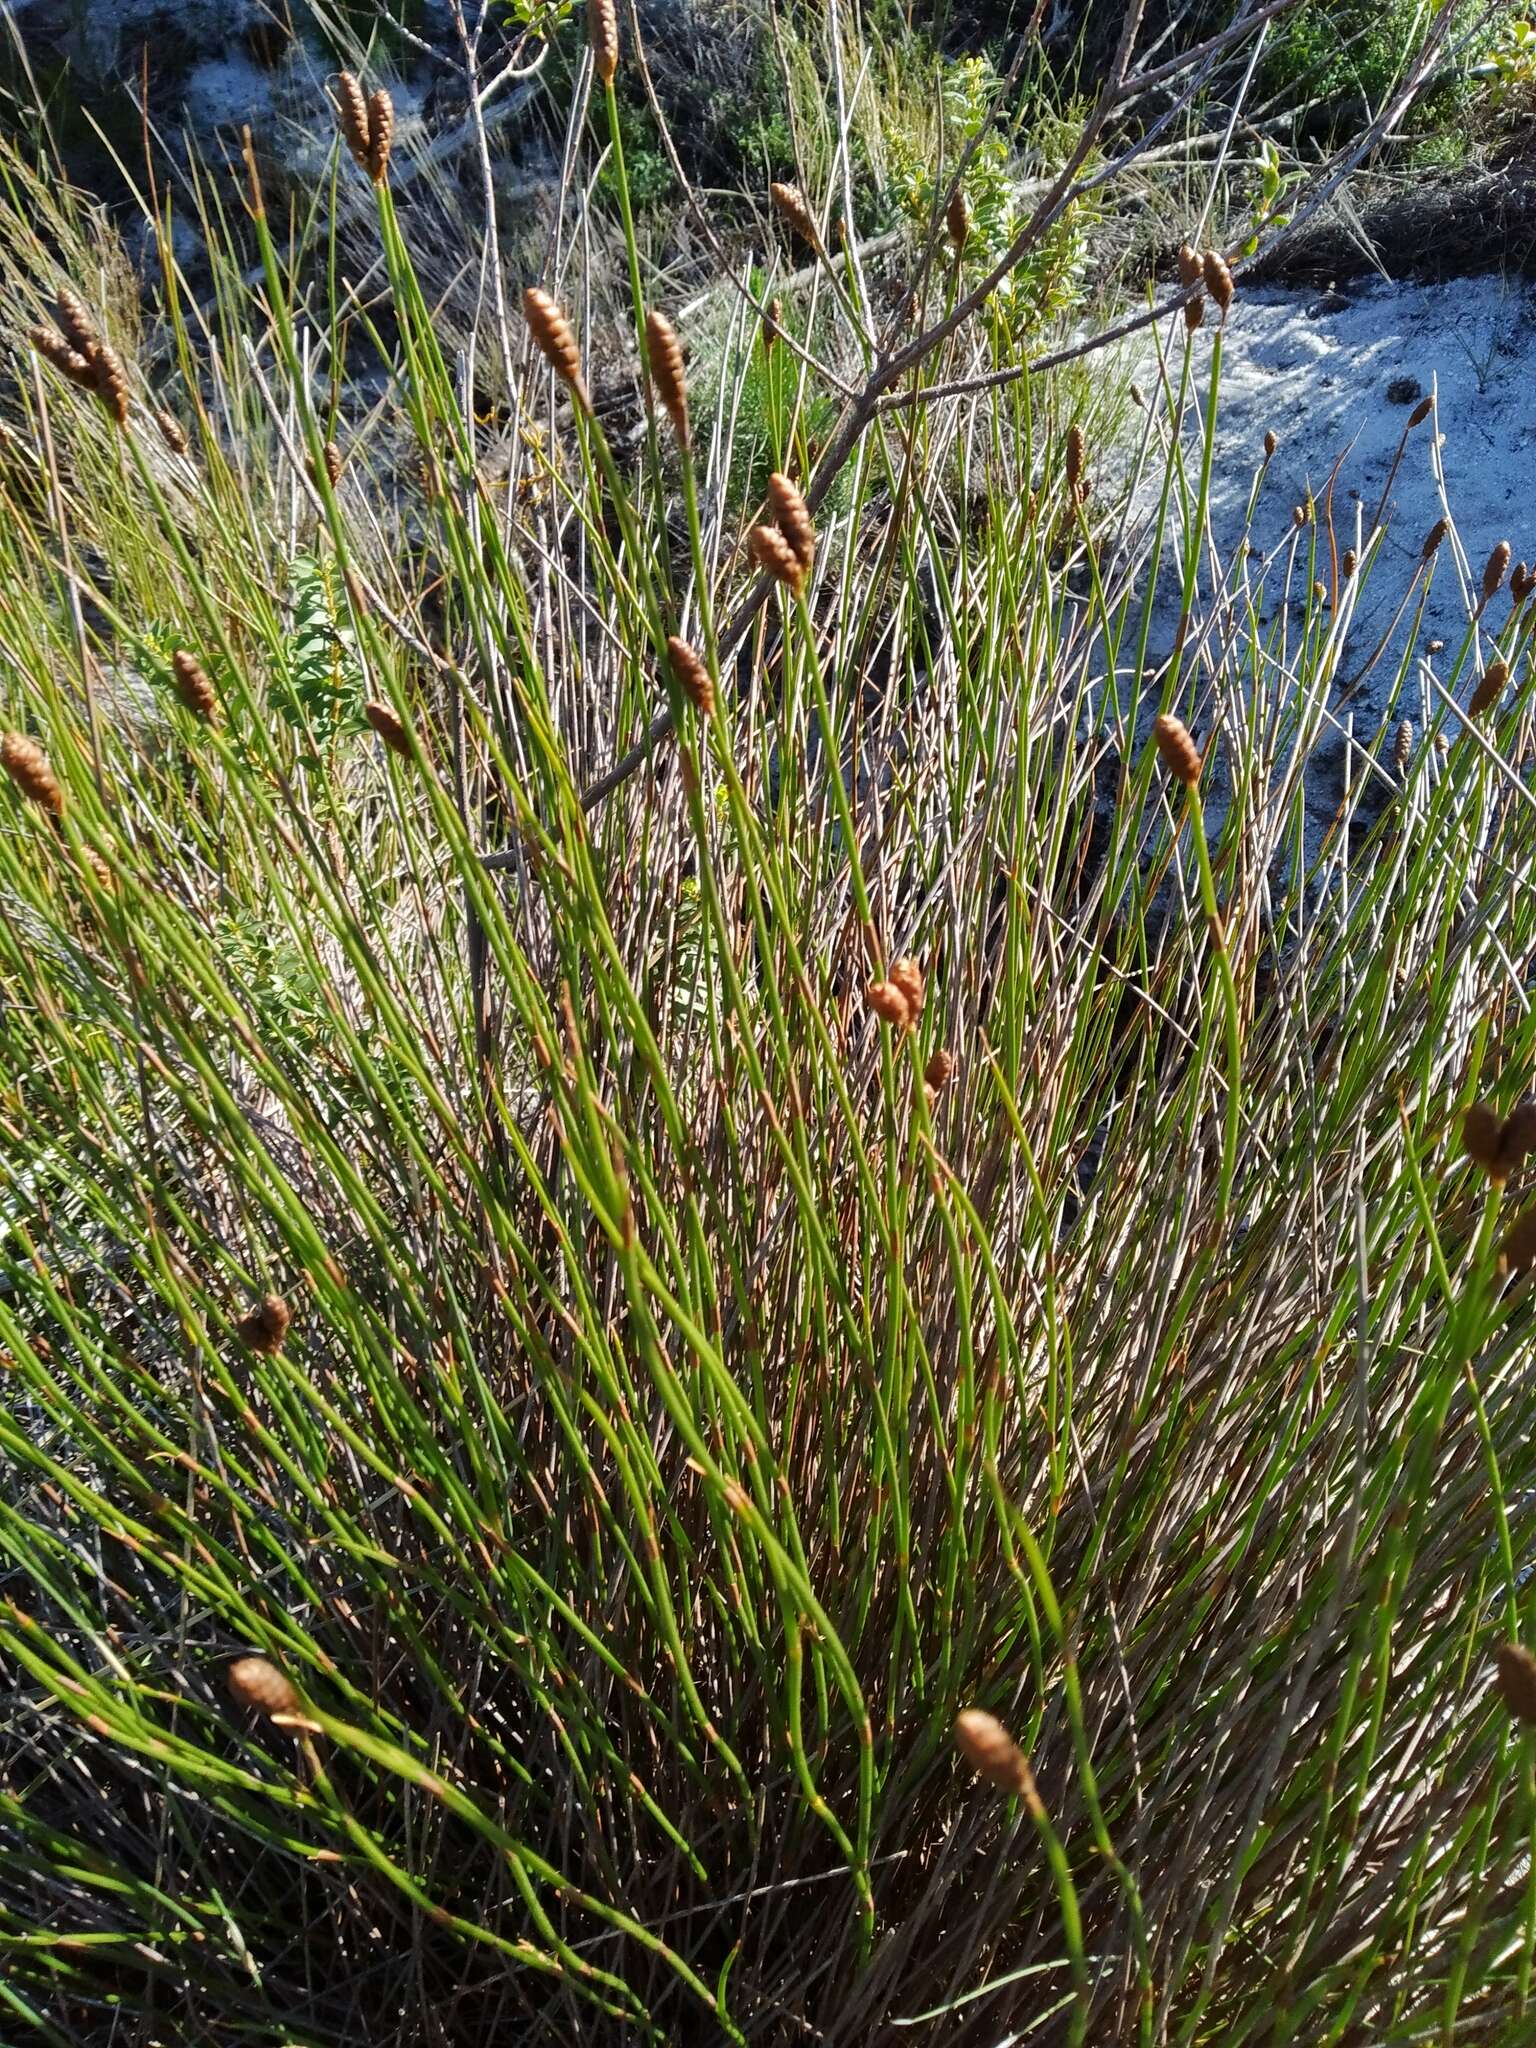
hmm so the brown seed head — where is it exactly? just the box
[29,324,95,387]
[1463,1102,1506,1176]
[1,731,63,816]
[1483,540,1512,602]
[763,296,784,351]
[523,288,590,411]
[1176,243,1202,287]
[954,1708,1033,1796]
[1154,713,1201,787]
[750,521,805,594]
[1202,248,1234,314]
[228,1655,302,1720]
[667,636,715,718]
[770,181,822,255]
[320,439,344,486]
[1421,517,1448,559]
[1501,1099,1536,1172]
[1263,428,1277,458]
[1498,1206,1536,1277]
[924,1048,955,1093]
[587,0,619,84]
[889,955,924,1022]
[1065,424,1085,492]
[237,1293,291,1354]
[946,186,969,254]
[54,287,100,360]
[365,699,414,759]
[365,88,394,183]
[1312,579,1327,607]
[1513,562,1534,606]
[155,408,189,455]
[766,472,815,575]
[1342,547,1357,579]
[1393,718,1413,772]
[1184,293,1205,332]
[1470,660,1509,717]
[1496,1642,1536,1723]
[335,71,372,170]
[170,650,217,720]
[1408,394,1434,427]
[90,343,130,427]
[645,310,689,444]
[865,979,913,1031]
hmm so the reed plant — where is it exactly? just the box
[4,4,1532,2044]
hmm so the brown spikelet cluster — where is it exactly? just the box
[750,522,805,594]
[1064,424,1085,493]
[170,650,217,720]
[523,288,590,412]
[1462,1098,1536,1181]
[1202,249,1234,314]
[365,699,414,759]
[1292,502,1310,530]
[667,636,715,718]
[1470,660,1509,717]
[924,1048,955,1093]
[1499,1205,1536,1276]
[1482,540,1512,602]
[587,0,619,84]
[237,1293,291,1354]
[1342,547,1358,579]
[1421,518,1447,559]
[365,88,394,183]
[1312,579,1327,607]
[954,1709,1037,1802]
[1513,562,1534,606]
[866,956,924,1033]
[308,439,343,488]
[767,473,815,580]
[1263,428,1277,458]
[1393,718,1413,772]
[770,181,822,255]
[763,296,784,350]
[1408,393,1434,427]
[1497,1643,1536,1723]
[335,71,372,171]
[30,290,130,425]
[1176,244,1202,286]
[1184,293,1205,333]
[1154,713,1202,787]
[645,310,689,444]
[155,408,189,455]
[2,731,63,816]
[946,186,969,254]
[228,1655,302,1721]
[890,956,924,1020]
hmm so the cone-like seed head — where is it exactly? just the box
[90,343,130,427]
[1501,1100,1536,1173]
[523,288,590,410]
[335,71,372,170]
[29,325,94,387]
[770,181,822,254]
[1499,1207,1536,1277]
[924,1048,955,1092]
[1463,1103,1506,1176]
[365,88,394,183]
[866,979,913,1031]
[763,296,784,350]
[1263,428,1277,458]
[1202,248,1234,312]
[587,0,619,84]
[645,310,689,443]
[1393,718,1413,771]
[954,1708,1031,1794]
[889,955,924,1021]
[667,636,715,718]
[228,1655,302,1720]
[1483,540,1512,602]
[749,522,805,594]
[2,731,63,816]
[1065,424,1085,491]
[766,472,815,574]
[365,699,413,759]
[1184,293,1205,332]
[946,186,969,253]
[1408,394,1434,427]
[1176,243,1202,287]
[1512,562,1533,605]
[238,1292,291,1354]
[1421,518,1447,559]
[1470,660,1509,717]
[1342,547,1357,579]
[156,409,189,455]
[1496,1642,1536,1723]
[1154,713,1202,787]
[55,286,100,360]
[170,650,217,720]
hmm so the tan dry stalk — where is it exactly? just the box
[1154,713,1201,787]
[228,1656,302,1720]
[2,731,63,816]
[365,700,414,758]
[749,522,805,594]
[365,89,394,183]
[667,636,715,718]
[770,181,823,255]
[335,71,372,172]
[238,1293,291,1354]
[767,472,815,575]
[170,651,217,720]
[523,288,590,411]
[645,311,689,444]
[588,0,619,84]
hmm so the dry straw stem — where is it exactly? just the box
[228,1655,302,1721]
[1154,713,1202,787]
[767,473,815,576]
[2,731,63,816]
[587,0,619,85]
[749,523,805,594]
[1202,248,1234,314]
[237,1293,291,1354]
[335,71,372,172]
[954,1709,1038,1803]
[170,650,217,720]
[667,636,715,718]
[1470,661,1509,718]
[523,288,590,412]
[365,700,414,759]
[1497,1644,1536,1724]
[1482,540,1512,602]
[645,311,688,444]
[365,89,394,184]
[770,181,823,256]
